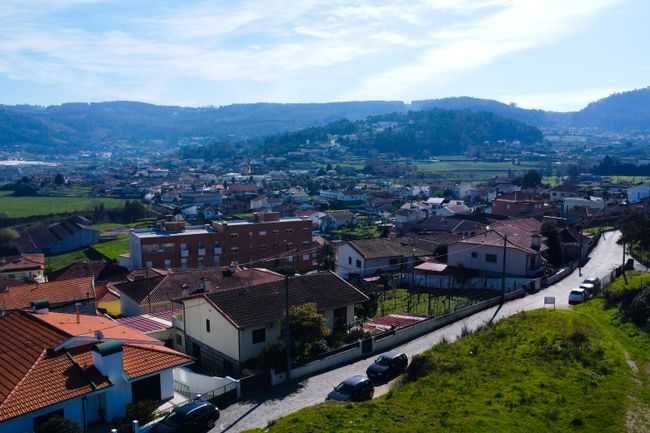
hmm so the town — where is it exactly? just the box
[2,1,650,432]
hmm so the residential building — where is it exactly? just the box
[174,272,368,375]
[335,238,429,279]
[447,220,545,278]
[128,212,315,272]
[0,310,191,432]
[0,277,96,314]
[491,192,545,218]
[627,182,650,204]
[112,266,283,316]
[0,254,45,283]
[562,196,606,214]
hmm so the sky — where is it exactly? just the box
[0,0,648,111]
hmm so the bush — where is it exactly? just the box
[257,343,287,372]
[35,417,81,433]
[126,400,159,425]
[404,354,433,383]
[624,287,650,327]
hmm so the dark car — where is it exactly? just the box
[366,352,408,382]
[327,375,374,402]
[151,400,220,433]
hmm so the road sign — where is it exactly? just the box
[544,296,556,309]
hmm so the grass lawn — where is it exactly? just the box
[605,271,650,297]
[413,159,542,180]
[92,220,154,233]
[582,226,616,236]
[91,236,129,260]
[0,191,125,218]
[45,249,103,273]
[247,308,638,433]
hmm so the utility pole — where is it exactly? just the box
[501,233,508,302]
[578,225,583,277]
[284,272,292,382]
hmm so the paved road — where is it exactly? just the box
[215,231,626,433]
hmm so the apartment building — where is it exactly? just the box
[129,212,316,272]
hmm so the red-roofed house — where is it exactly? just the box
[0,277,97,315]
[0,254,45,283]
[0,310,192,432]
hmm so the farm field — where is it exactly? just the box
[0,191,125,218]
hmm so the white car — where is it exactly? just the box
[579,283,596,297]
[568,288,586,305]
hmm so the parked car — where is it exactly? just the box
[579,282,596,297]
[582,277,601,291]
[327,375,374,402]
[568,288,587,305]
[151,400,220,433]
[366,352,408,382]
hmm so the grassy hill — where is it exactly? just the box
[248,305,648,433]
[0,191,125,218]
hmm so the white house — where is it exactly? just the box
[0,310,191,433]
[174,272,368,376]
[335,238,429,279]
[562,196,605,213]
[447,224,546,278]
[627,182,650,204]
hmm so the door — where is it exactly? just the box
[131,374,162,403]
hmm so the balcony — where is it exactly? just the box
[214,247,223,255]
[180,249,189,258]
[198,248,206,256]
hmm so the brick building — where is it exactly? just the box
[491,192,545,218]
[128,213,316,272]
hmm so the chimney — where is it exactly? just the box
[31,299,49,314]
[92,341,124,382]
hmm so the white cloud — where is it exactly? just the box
[0,0,627,105]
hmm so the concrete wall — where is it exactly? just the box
[413,272,540,292]
[271,289,526,385]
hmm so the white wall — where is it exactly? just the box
[448,243,538,277]
[0,397,85,433]
[238,321,282,362]
[129,233,143,269]
[160,369,174,400]
[335,243,364,278]
[183,298,240,361]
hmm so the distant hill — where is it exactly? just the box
[1,87,649,154]
[0,100,407,153]
[262,108,543,157]
[413,87,650,132]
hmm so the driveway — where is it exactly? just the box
[215,231,626,433]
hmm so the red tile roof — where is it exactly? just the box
[0,254,45,273]
[0,277,95,310]
[0,311,192,422]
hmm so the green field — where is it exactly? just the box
[248,305,646,433]
[607,176,650,184]
[0,191,125,218]
[45,236,130,272]
[91,236,129,260]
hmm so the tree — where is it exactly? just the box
[619,209,650,251]
[54,173,65,186]
[0,228,19,247]
[521,169,542,189]
[541,222,563,267]
[122,200,148,223]
[287,303,330,362]
[35,417,81,433]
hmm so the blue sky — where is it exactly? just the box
[0,0,648,110]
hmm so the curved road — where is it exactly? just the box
[216,231,625,433]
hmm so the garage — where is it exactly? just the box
[131,374,162,403]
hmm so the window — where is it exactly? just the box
[303,254,311,261]
[259,230,267,236]
[486,254,497,263]
[389,258,398,265]
[164,259,172,268]
[180,243,187,250]
[230,233,239,238]
[145,261,153,269]
[285,228,294,233]
[163,242,174,249]
[348,257,352,265]
[205,319,211,333]
[287,255,294,263]
[471,252,478,259]
[175,334,183,346]
[231,246,239,251]
[181,258,188,269]
[356,259,362,268]
[252,328,266,344]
